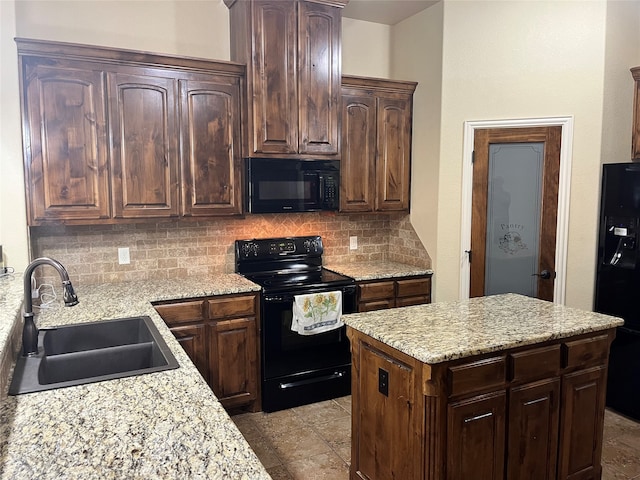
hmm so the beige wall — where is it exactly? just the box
[390,3,443,298]
[0,0,29,271]
[435,1,612,310]
[342,17,391,77]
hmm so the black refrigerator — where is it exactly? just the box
[595,162,640,420]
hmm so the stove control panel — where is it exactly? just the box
[235,236,324,261]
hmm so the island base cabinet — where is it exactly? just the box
[350,333,424,480]
[557,366,607,480]
[347,327,615,480]
[447,391,506,480]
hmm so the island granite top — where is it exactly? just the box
[342,293,624,364]
[0,274,270,480]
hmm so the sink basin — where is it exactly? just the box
[9,316,179,395]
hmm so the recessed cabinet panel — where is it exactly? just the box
[376,97,412,211]
[23,62,110,222]
[298,1,340,155]
[181,79,242,216]
[252,0,298,154]
[109,73,179,218]
[341,94,376,211]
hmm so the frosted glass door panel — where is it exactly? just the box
[485,143,543,296]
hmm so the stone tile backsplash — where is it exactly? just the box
[30,212,430,286]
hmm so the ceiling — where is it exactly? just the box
[342,0,438,26]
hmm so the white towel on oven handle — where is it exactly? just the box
[291,291,343,335]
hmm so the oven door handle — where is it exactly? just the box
[263,285,356,304]
[279,371,345,390]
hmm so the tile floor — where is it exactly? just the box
[232,398,640,480]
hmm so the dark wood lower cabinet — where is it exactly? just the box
[357,274,432,312]
[154,293,260,412]
[348,327,616,480]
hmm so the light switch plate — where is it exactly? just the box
[118,247,130,265]
[350,236,358,250]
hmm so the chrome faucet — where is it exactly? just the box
[22,257,79,356]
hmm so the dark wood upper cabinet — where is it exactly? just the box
[108,72,179,219]
[17,39,245,225]
[341,76,417,213]
[20,58,111,223]
[225,0,346,158]
[180,78,243,217]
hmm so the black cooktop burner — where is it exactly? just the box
[244,267,353,291]
[235,236,355,293]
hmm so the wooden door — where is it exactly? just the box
[631,67,640,160]
[470,127,561,300]
[507,378,560,480]
[208,316,259,409]
[180,78,242,216]
[376,95,412,211]
[108,72,179,219]
[297,0,341,155]
[340,90,376,212]
[168,324,207,380]
[250,0,298,154]
[557,366,607,480]
[22,60,110,223]
[447,391,506,480]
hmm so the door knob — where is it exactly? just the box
[532,270,552,280]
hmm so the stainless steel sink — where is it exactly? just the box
[9,316,179,395]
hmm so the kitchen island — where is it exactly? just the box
[343,293,624,480]
[0,275,271,479]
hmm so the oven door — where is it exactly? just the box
[260,284,356,411]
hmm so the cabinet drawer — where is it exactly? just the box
[396,277,431,298]
[208,295,256,319]
[154,301,205,325]
[563,334,610,369]
[359,299,394,312]
[448,356,506,397]
[509,345,561,383]
[396,295,430,308]
[359,281,395,301]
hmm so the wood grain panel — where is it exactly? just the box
[109,72,179,218]
[252,0,297,154]
[340,92,376,212]
[168,323,207,379]
[298,1,340,155]
[180,78,242,216]
[208,294,256,320]
[22,61,110,222]
[154,301,205,325]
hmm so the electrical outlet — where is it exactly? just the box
[118,247,130,265]
[350,236,358,250]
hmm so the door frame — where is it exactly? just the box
[460,116,574,304]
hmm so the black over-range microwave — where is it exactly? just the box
[245,158,339,213]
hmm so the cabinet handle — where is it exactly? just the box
[464,411,493,423]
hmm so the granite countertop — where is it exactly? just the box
[324,260,433,281]
[0,273,270,480]
[343,293,624,365]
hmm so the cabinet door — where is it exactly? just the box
[557,366,607,480]
[507,378,560,480]
[209,317,259,409]
[22,61,110,223]
[109,72,179,218]
[251,0,298,154]
[376,95,412,211]
[298,0,341,155]
[355,341,422,480]
[447,391,506,480]
[341,91,376,212]
[180,78,242,216]
[169,324,207,380]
